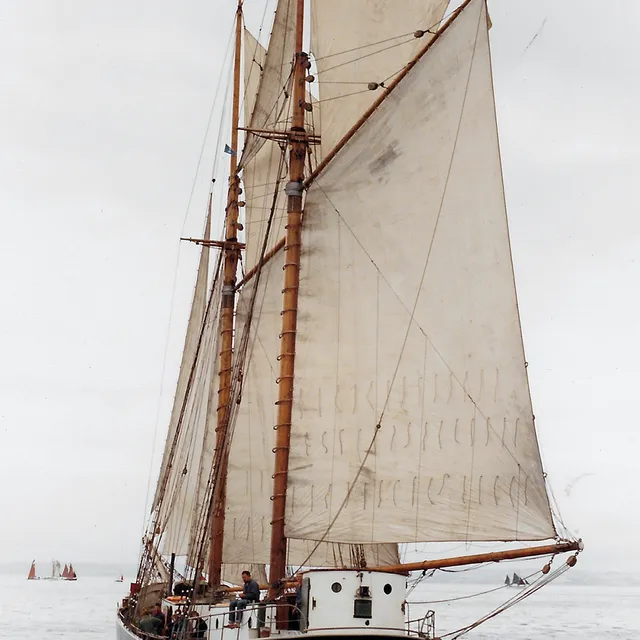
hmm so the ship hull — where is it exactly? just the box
[116,616,138,640]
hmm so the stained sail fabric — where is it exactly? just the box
[222,251,399,567]
[285,0,556,544]
[152,217,211,513]
[310,0,448,156]
[242,31,289,271]
[240,0,296,167]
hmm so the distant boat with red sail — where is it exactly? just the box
[66,563,77,581]
[27,560,38,580]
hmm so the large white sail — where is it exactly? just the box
[185,270,224,568]
[283,0,555,545]
[159,287,220,555]
[152,217,211,513]
[222,251,399,567]
[310,0,448,156]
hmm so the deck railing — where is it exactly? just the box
[119,600,437,639]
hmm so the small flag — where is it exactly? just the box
[224,144,237,156]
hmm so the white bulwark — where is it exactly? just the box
[118,570,415,640]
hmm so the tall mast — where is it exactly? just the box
[209,0,243,588]
[269,0,307,587]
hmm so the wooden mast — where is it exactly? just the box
[269,0,307,590]
[209,0,243,588]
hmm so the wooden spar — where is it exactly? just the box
[209,0,243,588]
[371,540,583,574]
[268,0,307,591]
[305,0,474,191]
[181,237,246,250]
[218,540,582,590]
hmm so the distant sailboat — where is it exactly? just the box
[511,573,529,587]
[62,564,70,579]
[43,559,63,580]
[116,574,124,583]
[508,572,528,587]
[27,560,38,580]
[504,574,511,587]
[66,563,77,581]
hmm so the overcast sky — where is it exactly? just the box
[0,0,637,575]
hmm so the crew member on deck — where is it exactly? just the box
[227,570,260,626]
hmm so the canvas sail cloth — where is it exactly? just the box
[310,0,448,156]
[221,250,398,567]
[240,0,296,168]
[241,30,290,272]
[152,216,227,556]
[152,217,211,515]
[284,0,556,545]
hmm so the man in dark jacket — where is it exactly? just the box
[190,611,208,638]
[227,570,261,625]
[152,603,166,632]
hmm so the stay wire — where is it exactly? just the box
[138,14,236,546]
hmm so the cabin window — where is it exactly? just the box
[383,583,392,595]
[353,599,372,619]
[331,582,342,593]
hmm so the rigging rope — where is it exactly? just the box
[137,14,236,566]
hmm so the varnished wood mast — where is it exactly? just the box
[209,0,244,587]
[268,0,307,589]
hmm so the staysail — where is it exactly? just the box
[241,30,289,272]
[281,0,555,545]
[240,0,297,167]
[156,220,225,557]
[152,214,212,517]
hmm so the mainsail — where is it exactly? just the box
[27,561,36,580]
[283,0,555,546]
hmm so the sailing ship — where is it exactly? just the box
[27,560,38,580]
[66,563,78,581]
[116,574,124,583]
[117,0,583,638]
[43,559,62,580]
[504,573,528,588]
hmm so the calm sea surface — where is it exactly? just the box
[0,574,638,639]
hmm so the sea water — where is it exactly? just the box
[0,573,638,639]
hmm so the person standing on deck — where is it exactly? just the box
[227,570,260,626]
